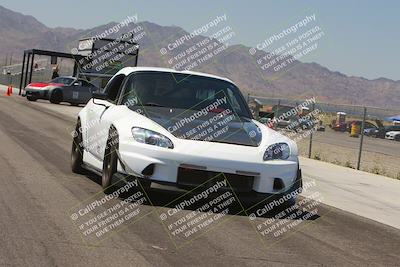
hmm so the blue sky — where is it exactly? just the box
[1,0,399,80]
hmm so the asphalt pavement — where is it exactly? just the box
[1,94,400,266]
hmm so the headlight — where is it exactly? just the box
[263,143,290,161]
[131,127,174,149]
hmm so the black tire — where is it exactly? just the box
[71,120,84,174]
[102,128,119,194]
[26,95,37,101]
[50,89,62,104]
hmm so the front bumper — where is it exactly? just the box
[25,88,49,99]
[118,139,300,195]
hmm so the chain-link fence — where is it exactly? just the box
[248,95,400,179]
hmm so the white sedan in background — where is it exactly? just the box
[70,67,302,204]
[385,131,400,141]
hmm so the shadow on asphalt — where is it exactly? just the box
[82,171,319,221]
[35,99,83,107]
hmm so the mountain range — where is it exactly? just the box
[0,5,399,109]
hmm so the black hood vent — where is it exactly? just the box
[137,107,262,147]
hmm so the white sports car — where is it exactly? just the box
[71,67,302,203]
[385,131,400,141]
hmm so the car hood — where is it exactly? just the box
[386,131,400,135]
[26,82,65,89]
[140,107,262,147]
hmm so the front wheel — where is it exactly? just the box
[71,120,84,174]
[102,128,119,194]
[50,89,62,104]
[26,95,37,101]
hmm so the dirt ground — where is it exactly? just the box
[295,130,400,179]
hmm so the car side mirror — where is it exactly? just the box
[92,92,108,100]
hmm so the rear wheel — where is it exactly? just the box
[71,120,84,174]
[50,89,62,104]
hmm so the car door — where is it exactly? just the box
[62,79,92,103]
[61,79,80,102]
[86,74,126,161]
[77,79,97,103]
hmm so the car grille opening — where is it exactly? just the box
[273,178,285,191]
[177,167,254,193]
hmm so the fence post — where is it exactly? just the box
[308,101,315,158]
[276,99,281,118]
[357,107,367,170]
[19,52,26,95]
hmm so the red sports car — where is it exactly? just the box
[25,76,98,105]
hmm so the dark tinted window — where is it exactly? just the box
[364,122,376,129]
[51,77,74,85]
[103,74,125,102]
[387,125,400,131]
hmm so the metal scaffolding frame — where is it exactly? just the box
[19,49,83,95]
[19,39,140,95]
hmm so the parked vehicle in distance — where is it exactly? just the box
[364,127,377,136]
[297,115,316,131]
[316,121,325,131]
[370,125,400,138]
[71,67,302,205]
[331,121,347,131]
[25,76,98,105]
[272,105,315,131]
[259,117,276,129]
[385,131,400,141]
[345,121,378,133]
[330,112,347,131]
[272,105,294,128]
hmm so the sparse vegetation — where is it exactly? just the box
[344,160,355,169]
[370,165,387,176]
[313,151,322,160]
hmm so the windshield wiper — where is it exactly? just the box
[143,102,166,107]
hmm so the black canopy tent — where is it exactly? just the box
[19,49,83,95]
[75,38,139,89]
[19,38,140,95]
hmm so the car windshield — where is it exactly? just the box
[121,71,252,118]
[385,125,400,131]
[50,77,74,85]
